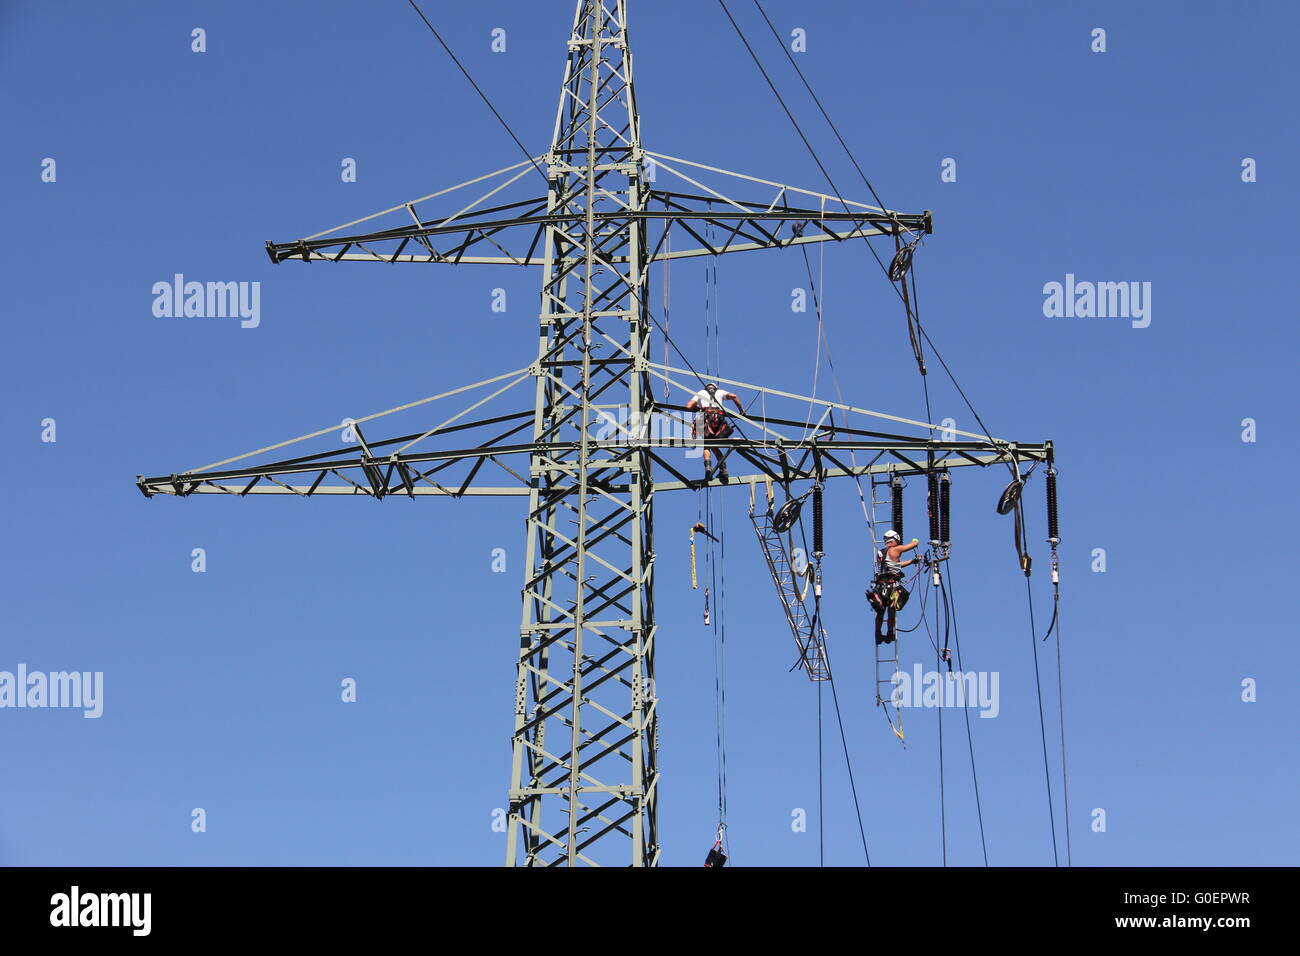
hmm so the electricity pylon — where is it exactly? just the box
[137,0,1051,866]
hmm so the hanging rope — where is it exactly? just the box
[1025,575,1060,866]
[944,564,990,865]
[706,462,731,858]
[791,490,871,864]
[817,678,824,867]
[796,219,874,559]
[938,638,947,867]
[662,210,671,400]
[1056,578,1073,867]
[690,525,698,590]
[701,226,731,860]
[1046,466,1073,865]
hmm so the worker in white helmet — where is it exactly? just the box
[686,382,743,482]
[868,529,921,644]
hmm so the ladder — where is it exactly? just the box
[869,474,904,736]
[748,482,830,681]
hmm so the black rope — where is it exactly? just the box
[945,566,990,865]
[824,654,872,866]
[796,506,870,865]
[795,244,876,555]
[817,678,824,867]
[1056,581,1073,866]
[935,596,948,866]
[909,260,934,430]
[717,496,730,854]
[703,255,731,859]
[1025,575,1060,866]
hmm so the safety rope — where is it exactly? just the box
[944,565,990,866]
[796,236,876,566]
[662,211,671,400]
[1046,467,1072,866]
[800,239,826,438]
[817,678,825,867]
[792,487,871,864]
[1056,578,1073,866]
[712,486,730,856]
[702,231,731,859]
[1025,575,1060,866]
[938,635,948,867]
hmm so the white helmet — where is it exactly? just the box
[883,529,901,542]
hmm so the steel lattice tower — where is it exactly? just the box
[507,1,659,867]
[138,0,1051,866]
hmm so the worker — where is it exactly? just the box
[869,529,921,644]
[686,382,743,481]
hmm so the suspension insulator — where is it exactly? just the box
[927,472,940,545]
[891,476,904,540]
[940,473,951,546]
[812,484,824,557]
[1046,468,1060,544]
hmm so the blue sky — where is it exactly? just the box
[1,0,1296,866]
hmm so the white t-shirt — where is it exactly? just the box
[693,388,734,410]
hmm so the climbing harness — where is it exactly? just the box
[699,405,733,440]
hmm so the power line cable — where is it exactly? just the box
[406,0,549,184]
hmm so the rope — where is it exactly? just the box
[796,236,875,564]
[707,481,731,854]
[663,214,671,399]
[823,643,872,866]
[944,566,990,865]
[1054,567,1074,866]
[938,632,947,867]
[793,494,870,864]
[817,678,825,867]
[1025,575,1061,866]
[702,228,731,858]
[910,261,934,432]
